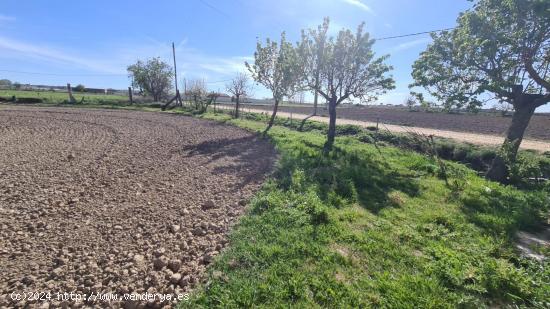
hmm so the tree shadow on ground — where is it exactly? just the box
[182,135,277,190]
[276,142,420,214]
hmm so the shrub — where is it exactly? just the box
[452,145,470,162]
[16,97,43,103]
[465,150,485,170]
[435,141,456,159]
[74,84,86,92]
[334,124,363,136]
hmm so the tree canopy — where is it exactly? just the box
[411,0,550,111]
[246,32,303,132]
[298,18,394,151]
[127,57,173,102]
[411,0,550,182]
[0,79,12,87]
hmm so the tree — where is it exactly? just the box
[246,32,303,133]
[405,95,417,111]
[74,84,86,92]
[186,79,208,109]
[182,79,218,113]
[411,0,550,182]
[298,18,395,152]
[299,20,330,130]
[127,57,173,102]
[226,73,251,118]
[0,79,12,88]
[13,82,21,90]
[291,91,305,104]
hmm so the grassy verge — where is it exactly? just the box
[180,112,549,308]
[2,102,548,307]
[236,111,550,187]
[0,89,135,105]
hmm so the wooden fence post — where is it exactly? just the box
[67,83,76,103]
[128,87,133,105]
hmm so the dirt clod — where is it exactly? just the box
[0,107,276,308]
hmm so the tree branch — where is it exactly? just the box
[524,53,550,92]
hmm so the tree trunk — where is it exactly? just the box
[323,97,337,153]
[264,98,280,134]
[234,95,240,119]
[299,90,319,131]
[486,100,537,182]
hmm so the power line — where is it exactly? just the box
[374,27,456,41]
[1,26,459,80]
[197,0,231,18]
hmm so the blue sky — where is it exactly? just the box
[2,0,545,111]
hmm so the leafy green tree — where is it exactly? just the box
[127,57,173,102]
[13,82,21,90]
[246,32,303,133]
[74,84,86,92]
[298,18,395,152]
[411,0,550,182]
[0,79,12,88]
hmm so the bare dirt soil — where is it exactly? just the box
[0,107,276,308]
[237,104,550,142]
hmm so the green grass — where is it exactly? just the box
[1,101,548,307]
[0,89,131,105]
[180,112,549,308]
[237,110,550,187]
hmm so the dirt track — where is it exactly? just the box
[233,104,550,142]
[0,107,276,308]
[223,105,550,152]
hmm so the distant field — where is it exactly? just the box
[0,89,133,105]
[4,90,549,141]
[235,104,550,141]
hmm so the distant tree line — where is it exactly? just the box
[0,79,22,90]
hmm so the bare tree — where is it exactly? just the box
[405,95,417,111]
[298,18,395,152]
[246,32,303,133]
[226,73,251,118]
[291,91,305,104]
[185,79,207,109]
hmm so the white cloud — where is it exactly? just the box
[114,39,250,81]
[0,36,123,73]
[341,0,373,13]
[0,14,15,22]
[0,35,251,81]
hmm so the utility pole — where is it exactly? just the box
[172,42,181,106]
[162,42,183,110]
